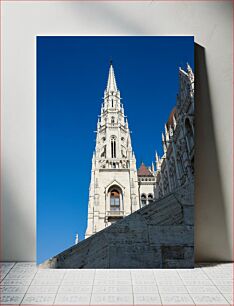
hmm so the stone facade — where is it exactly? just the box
[155,64,195,199]
[41,182,194,269]
[85,63,194,238]
[85,63,140,238]
[41,63,195,268]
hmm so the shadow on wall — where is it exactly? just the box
[67,2,148,35]
[67,1,232,262]
[2,168,36,261]
[194,43,231,262]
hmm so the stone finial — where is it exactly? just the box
[186,62,194,83]
[187,62,192,74]
[125,118,129,129]
[155,151,159,162]
[162,133,167,153]
[173,115,177,128]
[151,161,155,172]
[165,124,169,141]
[75,233,79,245]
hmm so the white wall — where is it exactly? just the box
[1,1,232,261]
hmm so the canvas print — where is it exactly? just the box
[37,37,194,268]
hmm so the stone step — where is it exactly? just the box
[40,182,194,269]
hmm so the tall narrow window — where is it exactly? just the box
[148,194,153,204]
[141,194,147,207]
[111,137,116,158]
[110,190,120,211]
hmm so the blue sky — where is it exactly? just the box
[37,36,194,264]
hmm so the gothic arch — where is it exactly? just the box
[105,179,125,192]
[148,193,153,204]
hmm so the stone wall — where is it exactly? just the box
[41,182,194,269]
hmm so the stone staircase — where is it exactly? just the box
[40,182,194,269]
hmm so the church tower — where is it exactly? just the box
[85,62,140,238]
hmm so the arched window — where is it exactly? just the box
[111,116,115,125]
[110,189,120,211]
[141,194,147,207]
[148,194,153,204]
[111,137,116,158]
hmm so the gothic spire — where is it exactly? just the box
[106,61,118,92]
[155,151,159,162]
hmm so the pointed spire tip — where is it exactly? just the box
[106,61,117,92]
